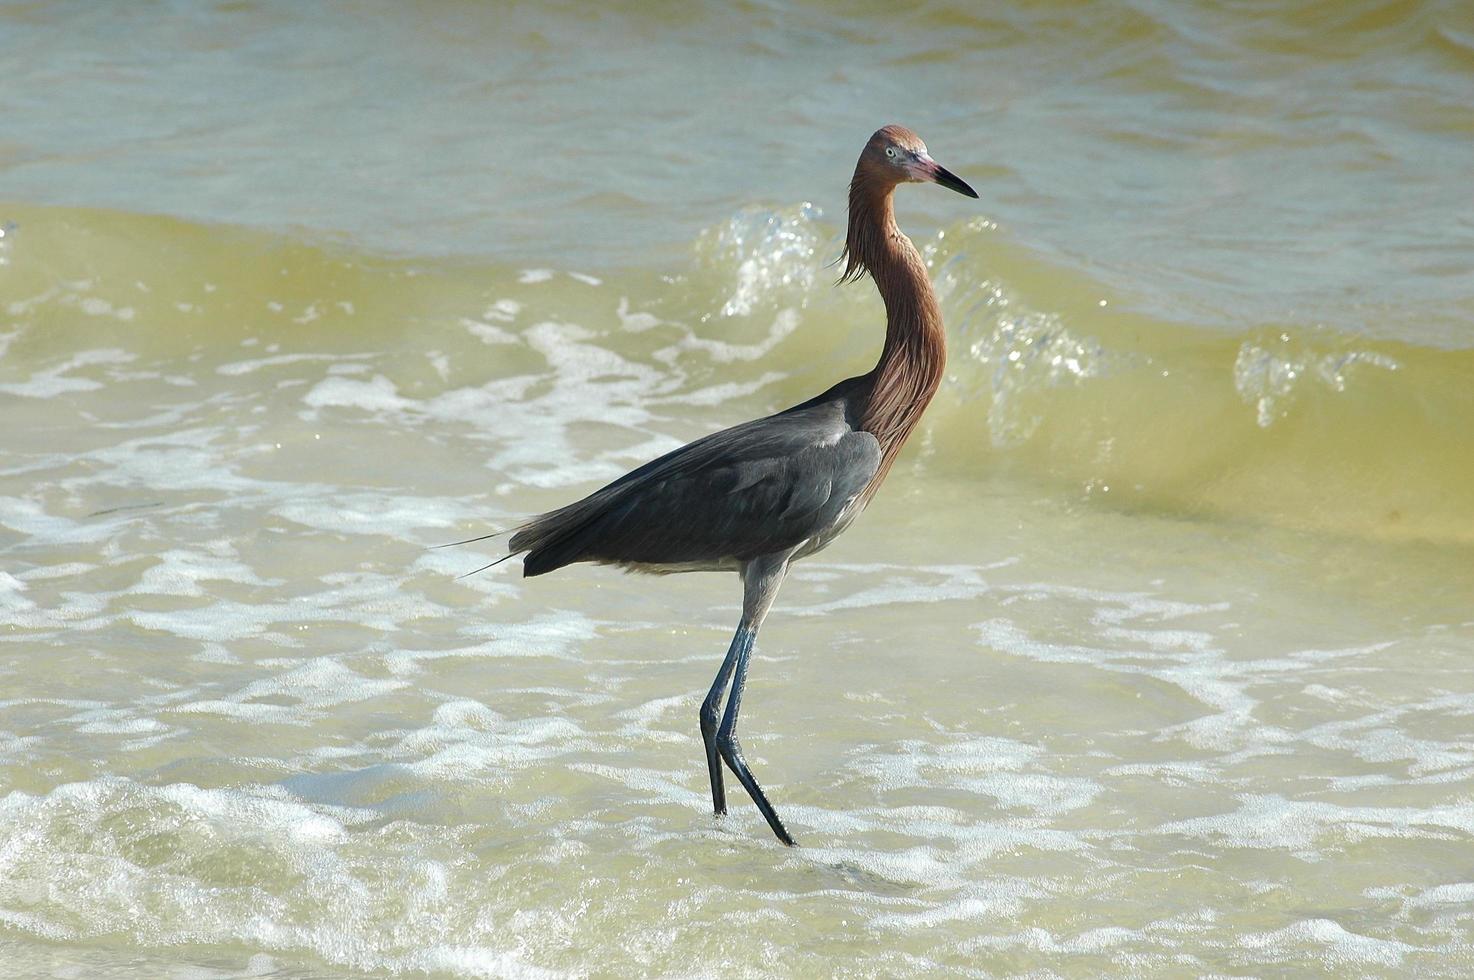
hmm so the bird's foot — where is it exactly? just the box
[716,731,797,846]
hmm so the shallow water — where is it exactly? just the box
[3,1,1474,977]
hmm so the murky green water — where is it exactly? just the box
[3,1,1473,976]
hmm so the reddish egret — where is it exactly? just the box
[460,126,975,845]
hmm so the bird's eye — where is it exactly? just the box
[885,146,897,159]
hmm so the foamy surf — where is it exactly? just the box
[1,198,1472,976]
[5,0,1474,968]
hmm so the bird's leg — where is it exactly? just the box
[717,624,795,845]
[699,627,747,815]
[715,554,796,846]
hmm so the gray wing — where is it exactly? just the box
[511,397,880,576]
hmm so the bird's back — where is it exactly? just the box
[510,379,881,576]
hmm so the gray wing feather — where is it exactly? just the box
[513,397,880,575]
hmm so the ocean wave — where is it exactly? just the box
[2,203,1470,546]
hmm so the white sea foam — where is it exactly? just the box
[177,658,408,723]
[1240,918,1413,967]
[134,548,274,597]
[656,307,802,364]
[4,228,1472,977]
[273,492,466,536]
[792,564,994,616]
[398,704,588,782]
[217,352,368,376]
[0,347,134,398]
[302,374,413,412]
[0,778,567,977]
[1157,794,1474,853]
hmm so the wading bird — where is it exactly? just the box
[458,126,975,845]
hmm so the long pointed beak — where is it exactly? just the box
[916,153,978,199]
[929,160,978,199]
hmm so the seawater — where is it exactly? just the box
[3,1,1473,977]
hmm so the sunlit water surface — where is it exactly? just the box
[3,1,1474,976]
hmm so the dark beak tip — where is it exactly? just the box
[932,163,979,200]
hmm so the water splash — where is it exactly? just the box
[696,203,824,318]
[1233,334,1400,428]
[965,300,1107,448]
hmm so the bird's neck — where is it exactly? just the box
[844,181,947,467]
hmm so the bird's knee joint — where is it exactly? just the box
[716,729,743,762]
[699,701,721,737]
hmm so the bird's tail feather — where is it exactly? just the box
[455,550,520,580]
[445,488,615,579]
[506,496,615,577]
[432,527,510,549]
[434,523,531,578]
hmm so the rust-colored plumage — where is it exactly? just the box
[458,126,976,845]
[842,125,954,501]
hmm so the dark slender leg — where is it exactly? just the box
[700,627,749,815]
[715,626,796,845]
[694,553,795,845]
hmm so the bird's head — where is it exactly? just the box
[857,124,978,198]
